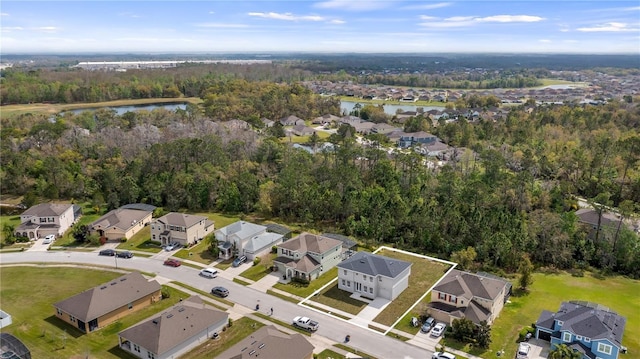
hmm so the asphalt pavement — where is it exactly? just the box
[0,250,432,359]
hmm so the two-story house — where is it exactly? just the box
[535,301,627,359]
[337,251,412,301]
[428,269,511,325]
[397,131,438,148]
[273,233,342,282]
[15,203,81,240]
[215,221,284,260]
[150,213,214,247]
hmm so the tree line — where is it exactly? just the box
[1,79,639,277]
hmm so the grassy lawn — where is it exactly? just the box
[0,215,22,242]
[116,227,162,253]
[174,240,218,264]
[233,278,252,286]
[194,212,240,229]
[239,253,277,282]
[372,249,450,327]
[316,349,347,359]
[214,258,234,270]
[480,271,640,359]
[0,267,189,359]
[396,298,432,335]
[311,284,368,315]
[181,317,264,359]
[1,97,202,118]
[333,344,378,359]
[273,267,339,298]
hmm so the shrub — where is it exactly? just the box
[518,326,535,341]
[253,257,261,266]
[15,236,30,243]
[228,318,233,327]
[161,288,171,299]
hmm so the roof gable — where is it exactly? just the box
[278,232,342,254]
[157,212,209,228]
[22,203,73,217]
[434,269,507,301]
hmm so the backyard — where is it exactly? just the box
[449,271,640,359]
[0,266,189,359]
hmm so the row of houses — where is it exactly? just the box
[53,272,314,359]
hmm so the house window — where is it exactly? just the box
[562,332,571,342]
[557,320,564,327]
[369,287,373,294]
[438,292,446,300]
[584,337,591,343]
[133,344,140,353]
[449,295,457,304]
[370,277,373,282]
[57,308,63,316]
[379,277,382,282]
[347,281,351,287]
[70,315,76,323]
[342,279,346,286]
[597,343,612,355]
[152,234,156,240]
[48,217,54,222]
[576,335,583,340]
[363,275,367,280]
[148,352,156,359]
[364,286,368,292]
[344,270,347,275]
[128,302,133,310]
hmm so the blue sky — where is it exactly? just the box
[1,1,639,54]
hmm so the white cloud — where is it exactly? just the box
[248,12,324,21]
[209,11,215,14]
[194,23,249,28]
[577,22,639,32]
[33,26,58,33]
[314,0,394,11]
[1,26,23,32]
[1,12,8,16]
[118,12,141,18]
[330,19,346,24]
[402,2,451,10]
[539,39,551,43]
[420,14,544,28]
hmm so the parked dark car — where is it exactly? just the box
[99,249,116,256]
[163,259,182,267]
[421,317,436,333]
[232,255,247,267]
[211,286,229,297]
[116,251,134,258]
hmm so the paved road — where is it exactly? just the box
[0,251,431,359]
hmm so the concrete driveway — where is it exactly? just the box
[26,238,50,252]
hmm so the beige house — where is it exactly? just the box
[90,204,154,241]
[54,272,161,333]
[150,212,214,247]
[428,270,511,325]
[217,325,314,359]
[274,233,342,282]
[337,251,412,301]
[15,203,80,240]
[118,296,228,359]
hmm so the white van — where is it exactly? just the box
[200,268,218,278]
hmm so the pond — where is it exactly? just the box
[341,100,443,116]
[63,102,188,115]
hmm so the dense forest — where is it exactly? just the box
[1,68,639,278]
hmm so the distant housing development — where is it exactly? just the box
[73,59,272,71]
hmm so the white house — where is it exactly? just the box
[150,212,214,247]
[15,203,80,240]
[215,221,284,260]
[337,251,412,301]
[118,296,228,359]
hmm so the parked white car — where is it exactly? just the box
[516,342,531,359]
[199,268,218,278]
[43,234,56,244]
[430,322,446,337]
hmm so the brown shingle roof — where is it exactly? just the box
[434,269,507,301]
[54,272,161,322]
[118,296,228,355]
[157,212,210,229]
[91,208,151,231]
[22,203,73,217]
[217,325,314,359]
[278,233,342,254]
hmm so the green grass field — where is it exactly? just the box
[274,267,339,298]
[0,267,189,359]
[312,284,368,315]
[468,271,640,359]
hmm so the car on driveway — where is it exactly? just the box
[43,234,56,244]
[421,316,436,333]
[211,286,229,297]
[232,255,247,267]
[165,242,181,251]
[430,322,446,337]
[99,249,116,256]
[432,352,455,359]
[200,268,218,278]
[163,259,182,267]
[516,342,531,359]
[116,251,134,258]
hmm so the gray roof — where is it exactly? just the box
[118,296,228,355]
[91,208,152,231]
[265,223,291,236]
[217,325,314,359]
[121,203,157,212]
[216,221,266,240]
[156,212,211,229]
[537,301,626,347]
[245,232,283,252]
[575,208,621,227]
[322,233,357,249]
[21,203,73,217]
[434,269,508,301]
[54,272,161,322]
[337,251,411,278]
[278,232,342,254]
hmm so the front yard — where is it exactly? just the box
[0,266,188,359]
[273,267,339,298]
[239,253,277,282]
[311,284,368,315]
[116,226,163,253]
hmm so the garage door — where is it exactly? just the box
[537,330,551,341]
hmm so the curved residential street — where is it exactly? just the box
[0,250,433,359]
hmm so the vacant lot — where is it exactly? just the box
[460,271,640,359]
[0,266,188,359]
[372,249,451,327]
